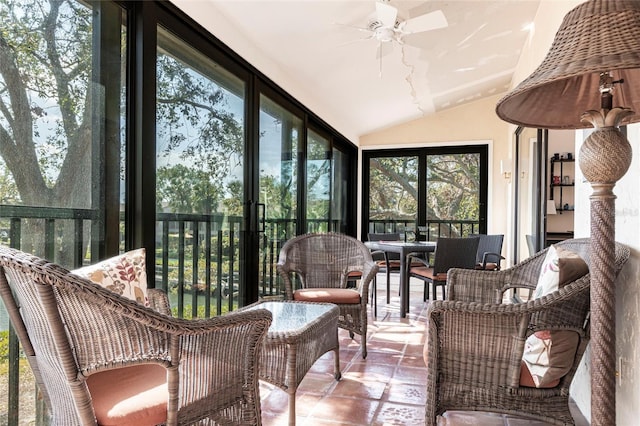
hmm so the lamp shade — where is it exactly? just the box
[496,0,640,129]
[546,201,557,215]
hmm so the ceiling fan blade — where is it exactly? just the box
[334,22,373,34]
[338,35,374,48]
[375,1,398,28]
[376,42,394,60]
[402,10,448,34]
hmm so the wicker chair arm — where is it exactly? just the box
[446,267,509,304]
[276,261,297,300]
[52,270,272,372]
[353,259,378,300]
[148,288,172,316]
[426,278,590,394]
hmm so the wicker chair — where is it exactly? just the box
[424,238,630,425]
[277,233,378,358]
[0,246,272,426]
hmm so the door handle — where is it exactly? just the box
[257,203,266,233]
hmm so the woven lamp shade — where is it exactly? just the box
[496,0,640,129]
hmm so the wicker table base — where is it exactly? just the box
[245,300,341,425]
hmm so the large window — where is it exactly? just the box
[0,0,127,423]
[0,0,358,422]
[0,0,126,264]
[368,156,419,233]
[258,93,302,296]
[0,0,357,309]
[306,129,331,232]
[362,146,488,241]
[155,27,247,317]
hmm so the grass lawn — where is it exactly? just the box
[0,360,37,425]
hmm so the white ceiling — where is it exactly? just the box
[171,0,541,142]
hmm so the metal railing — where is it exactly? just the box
[0,204,474,424]
[368,218,481,240]
[0,205,295,425]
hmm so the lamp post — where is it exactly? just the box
[496,1,640,424]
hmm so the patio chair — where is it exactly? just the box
[408,236,480,301]
[277,233,378,358]
[367,232,402,305]
[0,246,272,426]
[471,233,505,270]
[424,238,630,425]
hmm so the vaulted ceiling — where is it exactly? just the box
[171,0,541,142]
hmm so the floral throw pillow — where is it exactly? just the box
[72,248,149,306]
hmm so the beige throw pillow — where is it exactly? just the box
[521,245,588,387]
[72,248,149,307]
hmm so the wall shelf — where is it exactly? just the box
[550,158,575,214]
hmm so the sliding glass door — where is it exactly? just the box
[363,145,488,241]
[257,94,302,297]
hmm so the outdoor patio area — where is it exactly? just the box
[259,274,590,425]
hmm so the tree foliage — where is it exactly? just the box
[369,157,418,220]
[369,153,479,223]
[0,0,253,261]
[0,0,93,209]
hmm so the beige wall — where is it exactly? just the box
[360,1,640,424]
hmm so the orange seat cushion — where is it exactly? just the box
[475,262,499,270]
[409,267,447,281]
[86,364,168,426]
[294,288,361,304]
[377,260,424,269]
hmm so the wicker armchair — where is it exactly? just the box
[424,238,630,425]
[277,233,378,358]
[0,246,272,426]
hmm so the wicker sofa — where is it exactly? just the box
[424,238,630,425]
[0,246,272,425]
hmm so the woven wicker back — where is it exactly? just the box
[0,247,97,424]
[278,233,373,289]
[0,246,273,425]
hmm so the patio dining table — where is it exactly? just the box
[365,240,436,318]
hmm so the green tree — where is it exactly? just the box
[369,154,479,234]
[0,0,94,261]
[0,0,245,263]
[156,165,219,214]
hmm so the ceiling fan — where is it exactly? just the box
[339,0,448,75]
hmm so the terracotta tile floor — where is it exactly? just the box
[259,275,589,425]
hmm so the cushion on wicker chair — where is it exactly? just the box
[72,248,149,306]
[533,245,589,297]
[521,330,580,387]
[521,245,588,388]
[475,262,499,270]
[519,361,560,388]
[294,288,361,304]
[407,267,447,281]
[86,364,168,426]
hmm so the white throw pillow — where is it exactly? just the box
[521,245,588,388]
[72,248,149,306]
